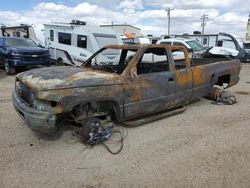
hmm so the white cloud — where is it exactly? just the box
[0,1,248,37]
[145,0,236,9]
[118,0,144,9]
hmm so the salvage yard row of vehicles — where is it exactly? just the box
[0,20,249,75]
[0,20,242,139]
[1,20,123,68]
[12,44,241,138]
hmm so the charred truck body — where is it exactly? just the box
[12,44,241,135]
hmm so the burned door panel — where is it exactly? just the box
[191,65,213,99]
[123,72,176,119]
[123,47,176,119]
[171,49,193,105]
[175,68,193,105]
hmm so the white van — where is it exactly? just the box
[44,20,122,66]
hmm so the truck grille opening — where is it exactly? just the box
[16,81,33,105]
[20,52,49,61]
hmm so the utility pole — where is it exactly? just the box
[165,8,174,36]
[246,13,250,40]
[200,14,208,34]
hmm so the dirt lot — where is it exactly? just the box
[0,64,250,188]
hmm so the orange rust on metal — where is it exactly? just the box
[54,103,63,114]
[175,70,192,86]
[210,85,222,100]
[37,88,77,100]
[192,66,210,85]
[132,83,142,102]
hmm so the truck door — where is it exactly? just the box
[123,47,176,119]
[171,48,193,105]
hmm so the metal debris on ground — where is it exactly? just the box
[87,124,113,145]
[75,118,126,155]
[208,85,237,105]
[86,124,125,155]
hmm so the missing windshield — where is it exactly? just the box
[85,48,136,74]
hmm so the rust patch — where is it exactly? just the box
[131,84,142,102]
[192,66,210,85]
[176,70,192,86]
[55,103,63,113]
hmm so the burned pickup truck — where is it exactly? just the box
[12,44,241,137]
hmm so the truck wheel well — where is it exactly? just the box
[213,74,230,86]
[93,100,120,121]
[71,100,120,122]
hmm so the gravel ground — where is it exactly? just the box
[0,64,250,188]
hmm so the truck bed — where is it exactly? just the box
[190,58,232,66]
[175,57,233,69]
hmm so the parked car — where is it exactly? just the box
[157,38,208,60]
[12,44,241,137]
[0,37,50,74]
[243,41,250,62]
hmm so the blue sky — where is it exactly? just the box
[0,0,42,10]
[0,0,248,37]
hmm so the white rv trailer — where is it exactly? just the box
[168,33,245,60]
[44,20,122,66]
[0,24,45,47]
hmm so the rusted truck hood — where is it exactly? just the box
[17,66,122,91]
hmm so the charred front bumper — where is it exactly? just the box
[12,90,57,134]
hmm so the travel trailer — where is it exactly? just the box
[0,24,45,47]
[167,33,245,61]
[44,20,122,66]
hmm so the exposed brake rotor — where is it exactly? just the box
[82,117,113,145]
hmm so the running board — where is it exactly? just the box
[120,106,186,127]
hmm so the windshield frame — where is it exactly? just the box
[82,46,141,75]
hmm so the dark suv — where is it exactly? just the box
[0,37,50,74]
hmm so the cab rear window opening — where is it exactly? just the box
[57,32,87,48]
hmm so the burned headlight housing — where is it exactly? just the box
[32,98,62,113]
[15,78,62,113]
